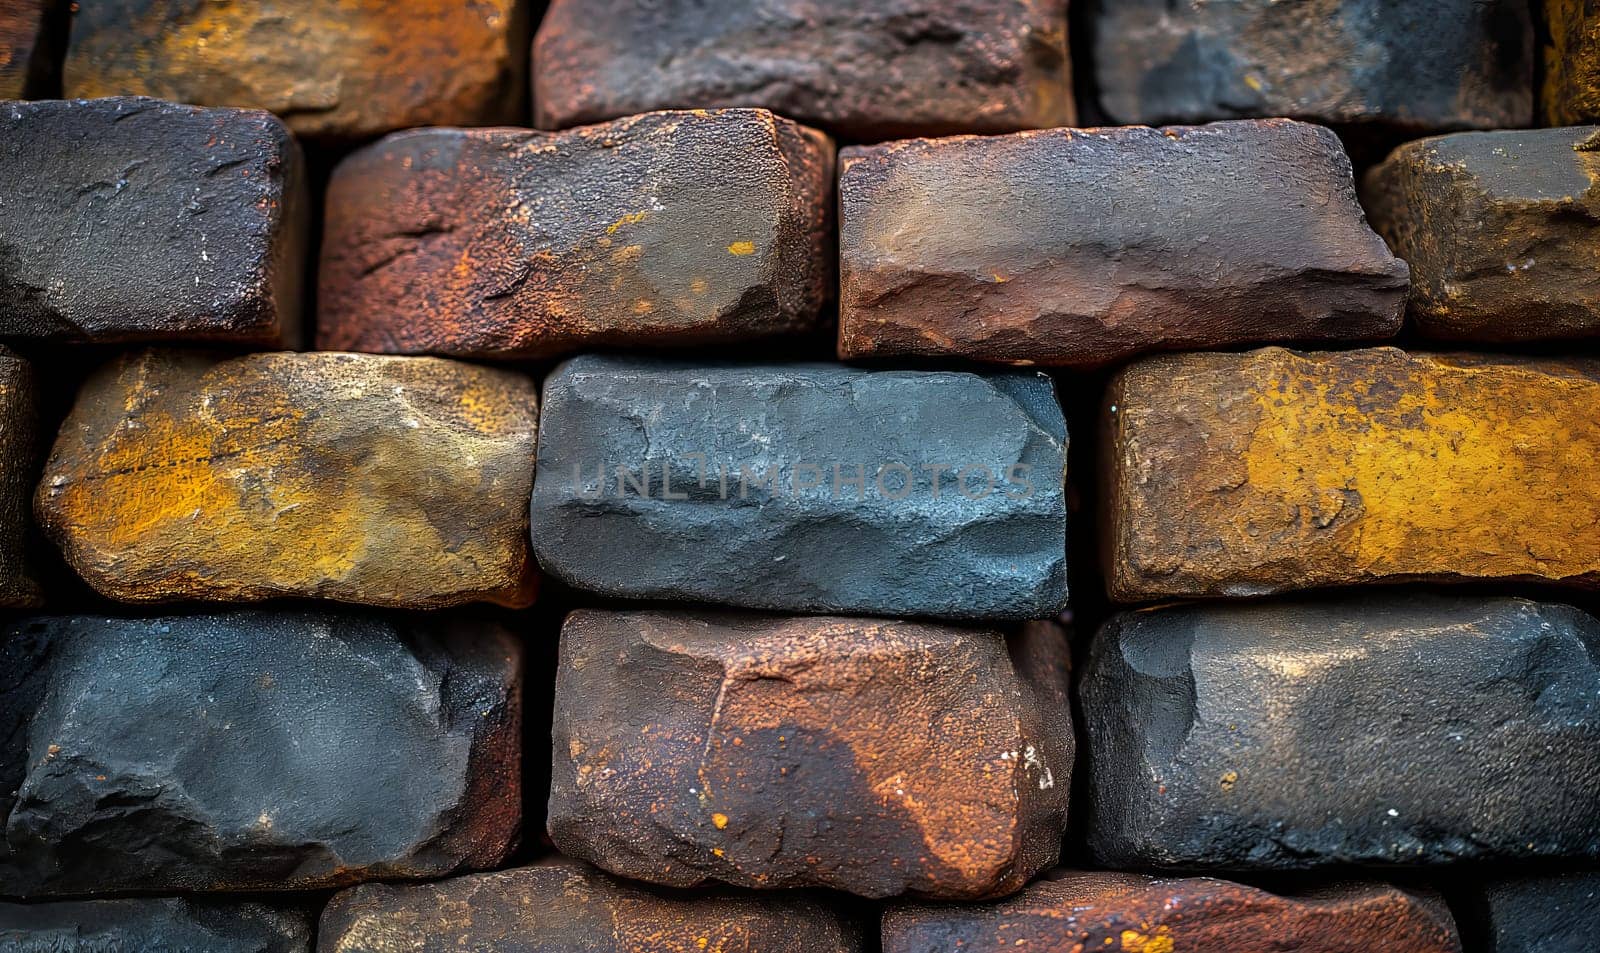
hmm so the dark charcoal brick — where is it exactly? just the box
[839,120,1406,369]
[533,0,1074,140]
[883,872,1461,953]
[0,610,521,897]
[1365,126,1600,342]
[319,110,834,359]
[1092,0,1532,131]
[319,858,864,952]
[0,97,306,345]
[529,356,1068,621]
[1468,872,1600,953]
[548,611,1072,900]
[1081,595,1600,870]
[63,0,529,142]
[0,897,312,952]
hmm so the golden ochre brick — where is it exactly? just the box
[36,350,538,608]
[1545,0,1600,125]
[1104,347,1600,600]
[63,0,528,141]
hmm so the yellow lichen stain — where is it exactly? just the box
[712,812,729,829]
[611,244,644,264]
[690,277,710,295]
[711,847,725,858]
[606,211,650,234]
[726,241,756,256]
[1121,927,1174,953]
[1219,770,1238,791]
[632,299,655,315]
[1240,352,1600,580]
[1243,73,1265,92]
[697,940,709,950]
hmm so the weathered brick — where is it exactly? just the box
[1081,596,1600,870]
[839,120,1406,369]
[1468,872,1600,952]
[0,610,521,896]
[1365,126,1600,342]
[37,350,538,608]
[320,858,864,952]
[1104,347,1600,601]
[0,98,305,346]
[883,872,1461,953]
[0,349,38,608]
[549,611,1072,900]
[63,0,528,142]
[318,110,833,359]
[1545,1,1600,125]
[530,356,1068,620]
[1093,0,1532,131]
[533,0,1073,140]
[0,0,56,99]
[0,897,311,951]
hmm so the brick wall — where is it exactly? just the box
[0,1,1597,950]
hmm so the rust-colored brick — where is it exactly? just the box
[318,110,833,359]
[1546,1,1600,125]
[1104,347,1600,601]
[839,120,1407,368]
[1365,126,1600,342]
[0,348,38,607]
[0,0,55,99]
[549,611,1073,900]
[36,350,539,609]
[320,858,864,952]
[62,0,529,142]
[533,0,1073,140]
[883,872,1461,953]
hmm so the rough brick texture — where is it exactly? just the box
[1093,0,1533,131]
[1105,347,1600,601]
[319,110,834,359]
[1468,872,1600,953]
[0,349,38,608]
[1545,1,1600,125]
[0,98,306,346]
[534,0,1074,140]
[1365,125,1600,341]
[321,858,864,952]
[0,611,520,896]
[839,120,1406,368]
[0,897,312,952]
[883,873,1461,953]
[1082,596,1600,870]
[63,0,529,142]
[37,350,539,609]
[530,356,1068,620]
[549,611,1072,900]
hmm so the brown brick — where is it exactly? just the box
[0,347,38,608]
[533,0,1073,140]
[1365,126,1600,342]
[0,98,305,346]
[882,872,1461,953]
[318,110,833,359]
[1545,1,1600,125]
[63,0,529,142]
[320,858,864,952]
[0,0,55,99]
[549,611,1072,900]
[839,120,1406,369]
[36,350,538,609]
[1104,347,1600,601]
